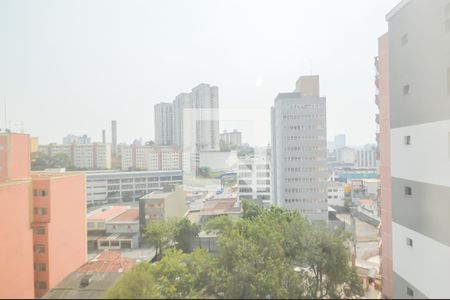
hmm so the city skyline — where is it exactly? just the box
[0,0,398,146]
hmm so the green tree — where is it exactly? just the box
[49,153,73,169]
[145,219,175,258]
[241,199,263,220]
[197,166,211,178]
[105,263,159,299]
[173,218,200,253]
[31,152,49,170]
[204,215,233,234]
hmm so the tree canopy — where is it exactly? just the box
[107,205,363,299]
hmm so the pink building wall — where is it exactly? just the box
[0,134,35,299]
[0,133,87,298]
[377,33,393,299]
[32,173,87,297]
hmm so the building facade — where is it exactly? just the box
[62,134,91,145]
[0,133,86,298]
[39,143,112,169]
[154,102,174,146]
[86,170,183,205]
[376,32,393,299]
[271,75,328,222]
[237,155,271,208]
[220,129,242,149]
[111,120,117,157]
[387,1,450,298]
[356,144,377,169]
[120,145,182,171]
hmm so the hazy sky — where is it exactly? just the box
[0,0,399,146]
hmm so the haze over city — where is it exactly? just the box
[1,0,398,145]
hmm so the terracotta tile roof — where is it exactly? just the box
[77,250,134,273]
[88,206,130,221]
[109,208,139,222]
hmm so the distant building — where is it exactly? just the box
[39,143,111,169]
[336,147,356,165]
[62,134,91,145]
[87,207,139,251]
[237,155,271,208]
[0,133,86,298]
[42,250,134,299]
[139,185,189,230]
[172,84,220,173]
[220,129,242,149]
[356,144,377,169]
[387,1,450,297]
[154,102,174,146]
[30,136,39,153]
[327,181,345,207]
[334,134,346,150]
[111,120,117,157]
[85,170,183,205]
[271,75,328,222]
[120,145,182,171]
[102,129,106,144]
[198,150,238,172]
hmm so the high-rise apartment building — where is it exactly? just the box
[376,32,392,299]
[154,102,174,146]
[387,1,450,298]
[39,143,112,169]
[0,133,86,298]
[220,129,242,149]
[111,120,117,157]
[271,75,328,222]
[171,84,219,173]
[102,129,106,144]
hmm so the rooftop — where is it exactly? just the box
[109,208,139,223]
[78,250,134,273]
[88,206,131,221]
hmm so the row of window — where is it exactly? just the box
[284,146,324,151]
[283,134,326,140]
[285,199,327,204]
[283,156,325,161]
[284,178,323,183]
[34,207,48,216]
[33,190,47,197]
[282,114,325,120]
[285,167,325,172]
[283,125,326,132]
[285,188,326,193]
[284,103,324,110]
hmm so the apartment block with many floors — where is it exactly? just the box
[387,0,450,298]
[0,133,86,298]
[120,144,182,171]
[39,143,112,169]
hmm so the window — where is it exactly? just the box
[34,244,45,253]
[34,263,46,272]
[35,281,47,290]
[403,84,410,95]
[99,241,109,247]
[406,237,413,247]
[406,286,414,297]
[33,189,38,197]
[34,207,48,215]
[404,136,411,145]
[405,186,412,196]
[111,241,120,247]
[401,34,408,45]
[34,227,46,235]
